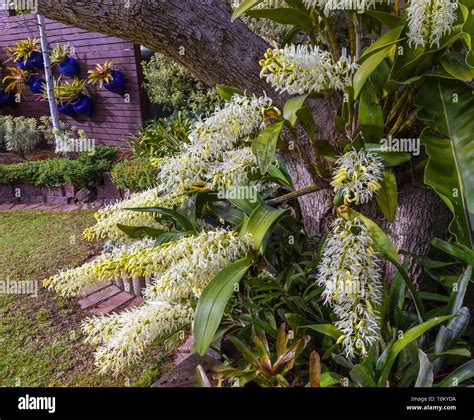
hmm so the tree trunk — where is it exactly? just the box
[37,0,452,278]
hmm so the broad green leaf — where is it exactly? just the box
[364,143,412,167]
[350,364,377,387]
[459,0,474,67]
[354,49,393,99]
[416,78,474,247]
[430,237,474,266]
[377,315,453,386]
[320,371,341,387]
[388,259,408,328]
[359,83,384,143]
[283,94,309,126]
[195,365,212,387]
[124,206,196,232]
[437,359,474,387]
[366,10,402,29]
[240,203,290,252]
[216,84,245,101]
[209,204,244,226]
[231,0,262,21]
[116,224,164,240]
[441,52,474,81]
[415,350,434,387]
[375,170,398,221]
[193,258,254,356]
[246,8,313,32]
[229,195,263,216]
[252,121,284,175]
[267,164,292,187]
[446,266,472,315]
[306,324,343,340]
[359,25,405,64]
[153,231,188,247]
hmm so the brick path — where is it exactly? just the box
[0,202,104,212]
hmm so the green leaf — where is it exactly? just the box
[416,78,474,247]
[231,0,262,21]
[415,350,434,387]
[240,203,290,253]
[376,170,398,221]
[359,25,404,64]
[192,257,254,356]
[441,52,474,81]
[124,206,196,232]
[377,315,453,386]
[195,365,212,387]
[366,10,402,29]
[446,266,472,315]
[153,231,188,247]
[216,84,245,101]
[359,83,384,143]
[365,143,412,167]
[354,48,393,99]
[116,224,164,240]
[430,238,474,265]
[283,94,309,127]
[252,121,284,175]
[388,259,408,328]
[306,324,343,340]
[246,8,313,32]
[229,195,263,216]
[437,360,474,387]
[350,364,377,387]
[459,0,474,67]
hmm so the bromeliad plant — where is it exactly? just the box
[43,0,473,387]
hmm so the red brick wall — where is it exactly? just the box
[0,12,146,148]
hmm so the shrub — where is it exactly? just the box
[110,158,157,192]
[142,53,221,113]
[3,116,39,159]
[129,112,192,159]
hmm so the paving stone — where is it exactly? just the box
[79,280,112,298]
[78,284,121,309]
[0,203,15,210]
[45,196,72,205]
[22,203,42,209]
[59,204,82,212]
[88,292,135,315]
[12,204,29,209]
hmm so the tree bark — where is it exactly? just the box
[37,0,452,278]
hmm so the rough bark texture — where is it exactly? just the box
[37,0,452,278]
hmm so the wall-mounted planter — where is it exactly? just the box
[0,90,16,107]
[59,56,79,78]
[132,277,146,297]
[114,276,124,289]
[27,76,45,95]
[15,57,34,71]
[122,276,133,294]
[104,70,125,95]
[28,51,44,70]
[57,101,74,116]
[71,94,93,116]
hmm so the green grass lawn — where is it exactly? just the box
[0,210,173,387]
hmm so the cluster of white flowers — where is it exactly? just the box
[407,0,458,48]
[260,45,358,95]
[43,239,155,297]
[303,0,376,13]
[83,188,189,241]
[80,230,250,374]
[83,301,194,375]
[331,150,383,205]
[317,217,382,359]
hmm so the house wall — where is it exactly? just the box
[0,12,146,148]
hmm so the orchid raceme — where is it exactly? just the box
[80,230,250,374]
[317,217,382,359]
[83,301,194,375]
[331,150,383,205]
[259,45,358,95]
[406,0,458,48]
[42,239,155,297]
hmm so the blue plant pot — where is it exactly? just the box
[27,76,45,95]
[0,90,16,107]
[59,56,79,78]
[15,57,34,71]
[104,70,125,95]
[28,51,44,70]
[71,94,93,116]
[57,101,74,116]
